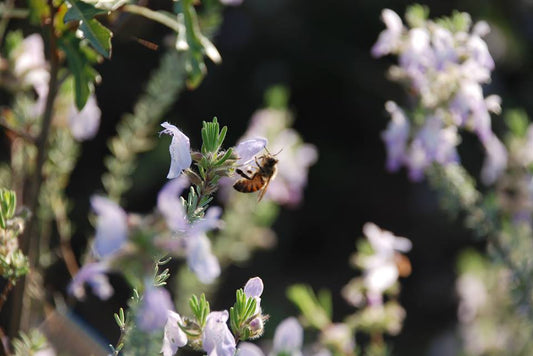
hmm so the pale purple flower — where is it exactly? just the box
[157,175,190,233]
[371,9,404,57]
[137,286,174,332]
[161,310,188,356]
[160,122,192,179]
[235,138,268,166]
[187,233,221,284]
[244,277,263,315]
[68,262,113,300]
[237,343,264,356]
[244,277,263,298]
[202,311,236,356]
[449,81,494,142]
[382,101,410,172]
[481,133,507,185]
[68,94,101,141]
[270,317,303,356]
[91,196,128,258]
[404,115,459,181]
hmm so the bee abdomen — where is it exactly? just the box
[233,175,265,193]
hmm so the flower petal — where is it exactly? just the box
[161,310,188,356]
[202,311,236,356]
[137,286,174,332]
[187,234,221,284]
[91,196,128,258]
[157,175,190,232]
[68,262,113,300]
[271,317,303,356]
[161,122,192,179]
[69,94,101,141]
[237,343,264,356]
[244,277,264,298]
[235,138,268,166]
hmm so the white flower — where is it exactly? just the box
[91,196,128,258]
[160,122,192,179]
[161,310,188,356]
[202,311,236,356]
[68,94,101,141]
[12,34,49,93]
[371,9,404,57]
[360,223,412,298]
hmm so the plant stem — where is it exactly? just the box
[10,0,60,336]
[0,0,15,48]
[121,5,181,33]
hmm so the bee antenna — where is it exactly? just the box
[264,147,283,156]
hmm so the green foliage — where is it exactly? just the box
[0,188,16,229]
[4,30,23,57]
[201,117,228,155]
[265,85,290,110]
[436,10,472,33]
[64,0,112,58]
[27,0,50,25]
[58,33,100,109]
[154,257,172,287]
[229,288,258,341]
[404,4,429,28]
[12,330,50,356]
[287,284,331,329]
[178,0,221,88]
[189,293,210,328]
[505,109,529,138]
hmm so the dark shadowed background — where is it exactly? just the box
[15,0,533,354]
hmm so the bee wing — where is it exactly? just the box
[257,177,272,202]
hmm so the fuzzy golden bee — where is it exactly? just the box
[233,152,279,201]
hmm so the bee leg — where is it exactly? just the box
[235,168,253,180]
[255,156,266,173]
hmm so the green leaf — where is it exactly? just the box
[64,0,112,58]
[59,34,99,109]
[64,0,107,22]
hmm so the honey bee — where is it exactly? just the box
[233,151,279,201]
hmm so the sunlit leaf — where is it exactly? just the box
[64,0,112,58]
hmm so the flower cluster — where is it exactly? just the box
[139,277,270,356]
[374,7,506,184]
[341,223,411,335]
